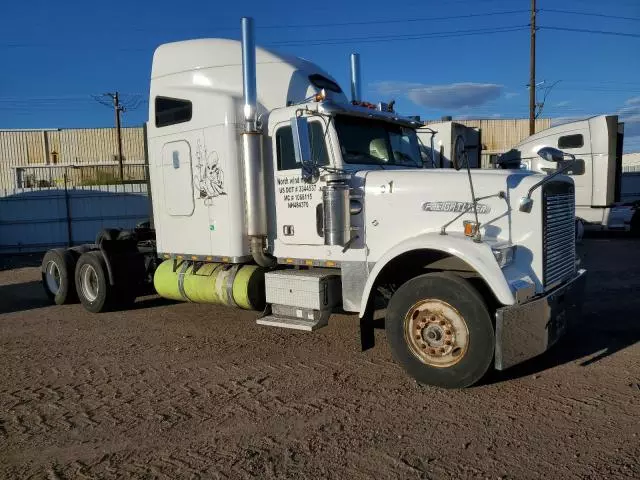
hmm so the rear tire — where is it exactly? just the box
[386,272,495,389]
[75,251,114,313]
[41,249,78,305]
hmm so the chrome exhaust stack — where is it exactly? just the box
[350,53,361,103]
[242,17,258,133]
[240,17,275,267]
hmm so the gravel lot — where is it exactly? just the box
[0,238,638,479]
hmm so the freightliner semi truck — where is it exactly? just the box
[40,18,586,388]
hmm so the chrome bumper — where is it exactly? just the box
[495,269,587,370]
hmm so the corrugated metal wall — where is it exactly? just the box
[46,127,144,164]
[0,127,145,189]
[0,130,44,166]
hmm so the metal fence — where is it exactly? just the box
[5,162,148,190]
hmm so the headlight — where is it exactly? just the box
[492,244,515,268]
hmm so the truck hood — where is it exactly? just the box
[354,168,572,293]
[355,168,548,224]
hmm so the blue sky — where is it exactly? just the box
[1,0,639,151]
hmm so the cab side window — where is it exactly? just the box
[155,97,192,127]
[276,121,329,171]
[558,134,583,149]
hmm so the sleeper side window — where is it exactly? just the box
[558,134,584,149]
[155,97,192,127]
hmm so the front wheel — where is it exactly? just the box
[386,272,495,389]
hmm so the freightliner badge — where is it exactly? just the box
[421,201,491,214]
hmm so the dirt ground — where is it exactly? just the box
[0,238,638,479]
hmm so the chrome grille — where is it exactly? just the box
[543,183,576,289]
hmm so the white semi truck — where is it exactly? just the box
[498,115,637,233]
[40,18,586,389]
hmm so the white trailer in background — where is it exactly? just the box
[499,115,637,233]
[39,18,586,389]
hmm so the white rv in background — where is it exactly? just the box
[499,115,636,232]
[417,121,481,169]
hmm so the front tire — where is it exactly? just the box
[386,272,494,389]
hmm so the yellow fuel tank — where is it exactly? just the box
[153,260,265,310]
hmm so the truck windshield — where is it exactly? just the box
[334,115,422,167]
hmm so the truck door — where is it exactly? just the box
[272,119,332,246]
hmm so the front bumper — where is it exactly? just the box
[494,268,587,370]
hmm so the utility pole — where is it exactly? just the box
[529,0,537,135]
[105,92,125,182]
[94,92,144,183]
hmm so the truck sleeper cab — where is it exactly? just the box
[499,115,633,232]
[40,18,586,389]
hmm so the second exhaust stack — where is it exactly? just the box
[350,53,361,103]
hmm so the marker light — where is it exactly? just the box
[314,89,327,102]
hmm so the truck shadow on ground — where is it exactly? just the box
[0,254,42,271]
[0,281,176,315]
[0,281,51,315]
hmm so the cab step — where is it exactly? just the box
[256,304,330,331]
[257,315,326,331]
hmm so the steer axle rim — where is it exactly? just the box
[403,298,469,368]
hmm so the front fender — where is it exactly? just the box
[359,232,515,317]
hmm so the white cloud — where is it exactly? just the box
[504,92,519,99]
[625,96,640,106]
[554,100,570,107]
[372,81,503,110]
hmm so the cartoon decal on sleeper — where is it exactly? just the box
[194,139,226,205]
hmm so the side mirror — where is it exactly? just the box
[290,116,318,183]
[537,146,565,163]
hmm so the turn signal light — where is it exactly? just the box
[463,221,479,237]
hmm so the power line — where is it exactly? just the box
[269,25,529,47]
[541,8,640,22]
[250,10,529,30]
[540,26,640,39]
